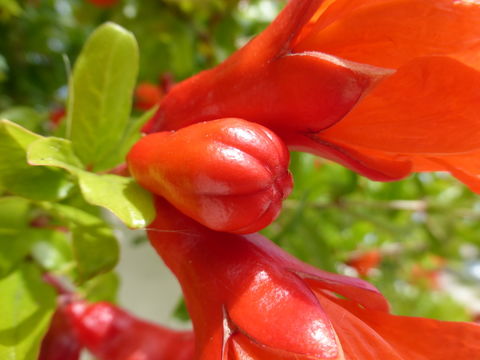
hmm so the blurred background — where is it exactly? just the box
[1,0,480,342]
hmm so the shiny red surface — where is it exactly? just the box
[38,305,82,360]
[143,0,480,189]
[148,197,480,360]
[148,197,389,360]
[128,118,293,234]
[65,300,194,360]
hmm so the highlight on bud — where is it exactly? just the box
[148,197,480,360]
[128,118,293,234]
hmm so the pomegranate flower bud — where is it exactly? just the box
[148,197,480,360]
[39,302,82,360]
[65,300,194,360]
[128,118,293,234]
[145,0,480,191]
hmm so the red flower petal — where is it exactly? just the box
[249,237,389,312]
[318,295,480,360]
[149,198,341,359]
[302,56,480,186]
[287,132,412,181]
[232,0,325,63]
[227,331,344,360]
[294,0,480,70]
[150,51,386,135]
[148,197,391,360]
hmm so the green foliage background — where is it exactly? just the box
[1,0,479,359]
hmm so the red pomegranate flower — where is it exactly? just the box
[65,300,195,360]
[148,197,480,360]
[128,118,292,234]
[145,0,480,190]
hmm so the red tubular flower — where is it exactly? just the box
[128,118,293,234]
[65,300,194,360]
[134,82,164,111]
[39,303,82,360]
[148,196,480,360]
[145,0,480,189]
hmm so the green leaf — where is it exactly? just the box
[27,137,84,172]
[0,263,56,360]
[0,196,30,229]
[43,203,119,283]
[28,137,155,228]
[71,223,118,283]
[29,229,73,273]
[82,271,119,303]
[0,120,72,201]
[78,172,154,229]
[0,0,22,22]
[0,120,40,148]
[110,106,158,167]
[0,228,71,279]
[67,22,139,171]
[0,107,43,132]
[0,232,33,279]
[172,297,190,323]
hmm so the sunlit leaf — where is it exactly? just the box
[28,136,154,229]
[0,231,32,279]
[67,22,139,171]
[29,229,73,273]
[0,120,72,201]
[78,172,154,229]
[0,196,30,229]
[82,271,120,303]
[0,107,43,132]
[0,263,55,360]
[110,105,158,167]
[27,137,84,172]
[42,203,119,283]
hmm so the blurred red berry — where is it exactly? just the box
[134,82,164,111]
[346,250,382,277]
[49,107,66,127]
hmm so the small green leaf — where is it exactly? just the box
[0,107,44,132]
[172,297,191,323]
[0,120,40,148]
[78,172,154,228]
[28,137,155,228]
[43,203,119,283]
[0,0,22,22]
[82,271,119,303]
[29,229,73,273]
[0,120,72,201]
[0,232,33,279]
[0,263,56,360]
[110,106,158,167]
[67,22,139,171]
[0,196,30,229]
[71,223,118,283]
[27,137,84,172]
[0,228,71,279]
